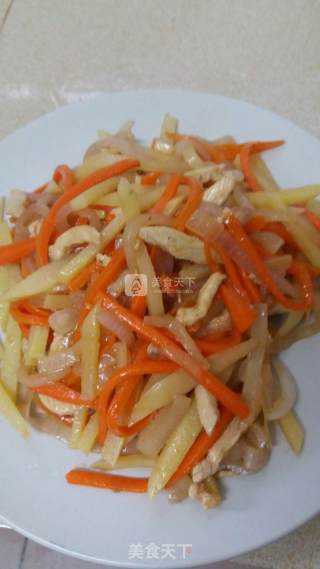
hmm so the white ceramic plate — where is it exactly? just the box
[0,90,319,568]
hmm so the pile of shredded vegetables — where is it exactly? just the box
[0,114,319,508]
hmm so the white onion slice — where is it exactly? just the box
[19,368,65,388]
[242,305,268,411]
[216,231,256,275]
[98,307,135,347]
[49,308,79,335]
[186,207,224,242]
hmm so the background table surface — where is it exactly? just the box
[0,1,319,568]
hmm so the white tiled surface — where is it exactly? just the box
[0,1,319,568]
[0,529,25,569]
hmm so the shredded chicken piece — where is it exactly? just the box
[139,226,206,264]
[96,253,110,267]
[6,189,27,217]
[203,170,243,205]
[189,478,222,509]
[176,273,225,326]
[192,414,256,483]
[49,226,100,260]
[28,219,42,237]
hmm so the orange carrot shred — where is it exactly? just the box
[98,360,178,445]
[31,382,97,408]
[0,239,36,266]
[174,177,202,231]
[69,261,100,292]
[53,165,75,192]
[141,171,161,186]
[226,214,314,311]
[240,141,284,193]
[240,144,262,192]
[130,294,147,317]
[151,174,180,213]
[244,216,267,234]
[106,343,152,438]
[66,470,148,493]
[204,241,257,333]
[10,305,49,328]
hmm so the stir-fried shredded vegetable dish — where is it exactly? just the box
[1,115,319,508]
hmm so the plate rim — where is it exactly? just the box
[0,88,319,567]
[1,87,319,147]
